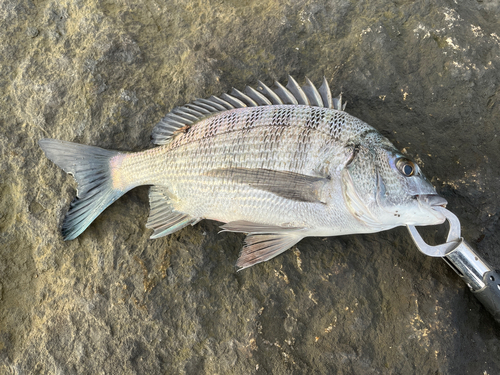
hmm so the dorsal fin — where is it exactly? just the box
[151,76,344,145]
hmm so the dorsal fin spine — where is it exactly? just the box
[302,77,324,107]
[195,98,226,111]
[185,103,211,114]
[244,86,273,106]
[273,81,298,105]
[220,93,247,108]
[256,80,283,104]
[230,88,258,107]
[285,75,309,105]
[209,95,234,109]
[319,77,333,109]
[192,100,219,112]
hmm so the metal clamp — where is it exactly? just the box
[407,206,461,257]
[407,207,500,323]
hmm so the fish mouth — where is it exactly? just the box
[416,194,448,208]
[415,194,448,224]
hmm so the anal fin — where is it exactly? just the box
[237,233,303,269]
[221,220,305,269]
[146,186,197,239]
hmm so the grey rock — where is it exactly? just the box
[1,0,499,374]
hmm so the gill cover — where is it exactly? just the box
[341,144,387,229]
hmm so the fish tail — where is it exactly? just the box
[39,139,130,240]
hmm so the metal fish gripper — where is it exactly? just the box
[408,207,500,323]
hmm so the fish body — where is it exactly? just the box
[40,76,447,268]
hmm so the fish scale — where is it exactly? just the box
[39,76,447,268]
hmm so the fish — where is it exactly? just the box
[39,75,448,269]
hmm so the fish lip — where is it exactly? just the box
[416,194,448,224]
[416,194,448,208]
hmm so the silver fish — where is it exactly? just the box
[39,76,447,269]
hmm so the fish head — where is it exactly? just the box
[341,137,447,230]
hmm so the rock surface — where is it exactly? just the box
[1,0,500,373]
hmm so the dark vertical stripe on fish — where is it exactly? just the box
[201,117,217,157]
[272,107,292,128]
[305,107,326,130]
[304,107,315,129]
[227,110,247,164]
[292,126,312,172]
[269,125,280,154]
[225,111,239,134]
[262,126,274,152]
[202,117,215,141]
[244,107,263,130]
[328,113,344,141]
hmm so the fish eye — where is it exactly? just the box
[396,158,415,177]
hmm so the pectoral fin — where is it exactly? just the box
[205,167,329,203]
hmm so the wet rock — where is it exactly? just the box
[1,0,499,373]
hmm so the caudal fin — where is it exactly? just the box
[39,139,127,240]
